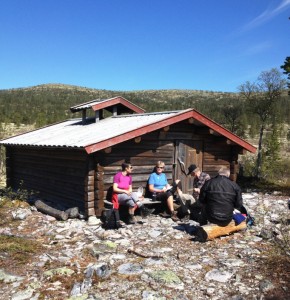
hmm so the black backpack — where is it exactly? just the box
[102,208,121,230]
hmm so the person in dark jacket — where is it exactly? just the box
[198,167,243,226]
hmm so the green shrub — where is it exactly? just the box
[0,181,35,202]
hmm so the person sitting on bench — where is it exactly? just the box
[147,161,179,222]
[113,162,154,224]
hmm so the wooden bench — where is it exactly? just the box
[104,198,162,207]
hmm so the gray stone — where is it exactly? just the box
[144,257,164,266]
[220,259,245,267]
[206,287,215,296]
[260,227,273,239]
[70,282,82,296]
[11,208,32,220]
[148,229,163,238]
[118,263,144,275]
[205,269,233,283]
[11,288,34,300]
[142,290,166,300]
[147,270,184,289]
[85,263,111,279]
[87,216,101,226]
[230,295,244,300]
[43,267,75,277]
[0,269,24,283]
[186,264,203,270]
[259,279,275,292]
[110,253,126,260]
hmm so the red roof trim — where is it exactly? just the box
[190,110,256,153]
[91,96,145,113]
[85,109,256,154]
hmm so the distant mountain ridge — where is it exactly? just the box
[1,83,237,95]
[0,83,239,106]
[0,83,289,139]
[0,83,241,126]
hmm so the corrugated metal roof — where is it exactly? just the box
[0,110,181,149]
[0,108,256,154]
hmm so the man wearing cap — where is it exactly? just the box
[187,164,211,200]
[174,165,210,221]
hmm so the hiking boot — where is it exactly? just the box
[140,206,155,218]
[181,214,190,223]
[159,211,171,218]
[128,214,137,224]
[171,211,179,222]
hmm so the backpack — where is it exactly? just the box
[102,208,121,230]
[239,205,255,227]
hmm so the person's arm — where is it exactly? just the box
[148,184,166,193]
[195,173,211,193]
[198,180,209,204]
[162,174,169,191]
[128,185,132,193]
[234,185,243,209]
[113,182,130,194]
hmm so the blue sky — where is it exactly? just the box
[0,0,289,92]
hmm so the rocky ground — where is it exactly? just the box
[0,192,289,300]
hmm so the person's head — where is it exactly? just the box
[187,164,201,177]
[155,161,165,174]
[122,162,133,174]
[218,167,230,177]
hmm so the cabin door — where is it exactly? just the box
[175,140,203,195]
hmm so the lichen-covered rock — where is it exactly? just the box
[43,267,75,277]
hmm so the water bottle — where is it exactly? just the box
[152,192,156,201]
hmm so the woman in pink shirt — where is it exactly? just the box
[113,162,153,224]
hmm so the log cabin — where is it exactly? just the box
[0,96,256,217]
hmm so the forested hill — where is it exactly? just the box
[0,83,237,125]
[0,83,289,139]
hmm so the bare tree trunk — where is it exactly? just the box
[256,123,265,179]
[35,200,69,221]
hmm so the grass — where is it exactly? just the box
[0,187,43,265]
[237,176,290,195]
[0,235,43,265]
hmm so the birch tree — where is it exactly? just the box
[238,68,286,179]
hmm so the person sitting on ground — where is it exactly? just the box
[198,166,243,226]
[147,161,179,222]
[113,162,154,224]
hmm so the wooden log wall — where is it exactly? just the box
[163,122,240,178]
[5,147,12,187]
[7,146,88,211]
[94,121,242,213]
[85,156,96,217]
[94,131,175,207]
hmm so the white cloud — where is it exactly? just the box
[243,41,272,56]
[242,0,290,32]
